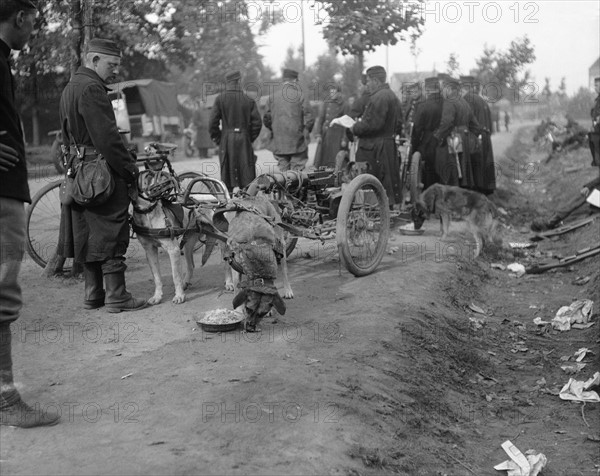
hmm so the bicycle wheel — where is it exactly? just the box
[26,180,72,269]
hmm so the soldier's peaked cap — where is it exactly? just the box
[366,65,386,79]
[459,75,478,84]
[225,70,241,81]
[424,77,440,89]
[282,68,299,79]
[445,77,460,87]
[87,38,121,57]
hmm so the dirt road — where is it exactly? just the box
[1,125,598,475]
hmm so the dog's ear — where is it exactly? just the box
[422,188,436,214]
[272,292,286,315]
[232,290,247,309]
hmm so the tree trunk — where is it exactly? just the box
[31,62,40,146]
[357,51,364,75]
[70,0,82,77]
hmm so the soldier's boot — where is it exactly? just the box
[0,322,61,427]
[83,262,105,309]
[104,272,148,314]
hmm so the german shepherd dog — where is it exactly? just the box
[131,170,206,305]
[412,184,502,257]
[218,194,293,332]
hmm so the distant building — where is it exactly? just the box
[389,71,437,98]
[590,57,600,88]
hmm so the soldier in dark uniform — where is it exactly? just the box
[263,68,314,172]
[461,75,496,195]
[348,73,370,120]
[411,77,443,190]
[313,82,348,168]
[58,39,146,313]
[403,81,424,137]
[351,65,403,205]
[589,76,600,166]
[0,0,62,428]
[432,77,482,188]
[209,70,262,191]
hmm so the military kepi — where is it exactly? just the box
[424,77,439,89]
[282,68,299,80]
[366,65,386,81]
[459,75,477,84]
[225,70,241,81]
[87,38,121,57]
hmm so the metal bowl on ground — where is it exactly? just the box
[196,309,244,332]
[398,223,425,236]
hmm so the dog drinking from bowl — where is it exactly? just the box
[214,194,293,332]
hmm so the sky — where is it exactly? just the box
[257,0,600,95]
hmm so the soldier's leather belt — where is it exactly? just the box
[69,145,99,158]
[225,128,245,133]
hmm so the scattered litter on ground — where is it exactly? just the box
[494,440,547,476]
[572,276,591,285]
[507,263,526,277]
[469,303,487,315]
[509,242,537,249]
[388,246,399,255]
[469,317,485,330]
[574,348,594,361]
[559,372,600,402]
[551,299,594,331]
[120,373,133,380]
[560,363,587,374]
[532,317,550,326]
[491,263,506,270]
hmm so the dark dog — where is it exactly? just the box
[412,184,502,257]
[221,194,293,332]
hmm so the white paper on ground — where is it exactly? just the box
[559,371,600,402]
[586,188,600,208]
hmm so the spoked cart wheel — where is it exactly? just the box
[26,180,73,270]
[336,174,390,276]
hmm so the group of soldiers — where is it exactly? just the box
[404,73,497,197]
[209,66,498,210]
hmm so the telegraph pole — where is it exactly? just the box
[301,1,306,71]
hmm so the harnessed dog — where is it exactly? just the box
[212,194,293,332]
[130,169,208,304]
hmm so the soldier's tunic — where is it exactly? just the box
[433,95,481,188]
[464,91,496,194]
[263,81,314,170]
[411,92,443,190]
[58,67,138,264]
[314,91,348,168]
[209,85,262,190]
[352,83,403,204]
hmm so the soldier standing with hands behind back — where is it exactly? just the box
[209,70,263,191]
[1,0,61,427]
[58,38,147,313]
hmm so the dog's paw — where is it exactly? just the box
[224,282,235,292]
[282,288,294,299]
[148,295,162,306]
[172,294,186,304]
